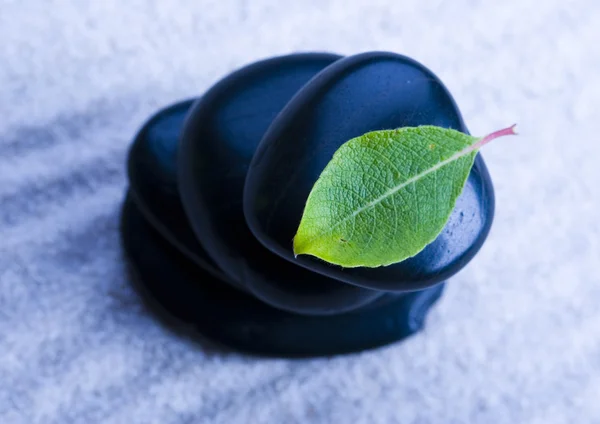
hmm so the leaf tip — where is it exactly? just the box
[292,235,308,258]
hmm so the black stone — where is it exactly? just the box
[121,50,495,356]
[126,99,229,282]
[120,192,445,357]
[244,51,495,291]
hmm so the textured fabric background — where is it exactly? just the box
[1,0,599,423]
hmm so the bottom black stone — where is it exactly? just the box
[120,193,446,357]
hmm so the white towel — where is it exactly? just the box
[1,1,599,423]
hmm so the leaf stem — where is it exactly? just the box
[473,124,518,150]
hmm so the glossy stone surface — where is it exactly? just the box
[121,193,445,357]
[179,53,343,283]
[126,99,228,282]
[122,50,495,354]
[244,51,495,291]
[129,54,381,315]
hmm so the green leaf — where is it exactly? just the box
[293,125,516,268]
